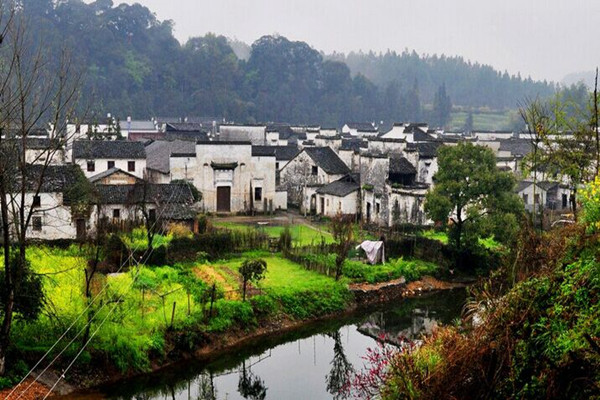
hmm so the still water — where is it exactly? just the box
[102,289,467,400]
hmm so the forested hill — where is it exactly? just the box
[21,0,556,126]
[329,51,556,110]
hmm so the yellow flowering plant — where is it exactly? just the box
[580,175,600,233]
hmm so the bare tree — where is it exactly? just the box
[0,9,82,374]
[330,213,354,281]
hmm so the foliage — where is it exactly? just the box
[278,226,292,252]
[16,2,555,123]
[343,258,439,284]
[167,222,192,239]
[239,259,267,301]
[580,175,600,233]
[425,142,523,257]
[380,224,600,399]
[0,256,44,322]
[432,83,452,128]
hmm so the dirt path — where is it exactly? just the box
[1,378,50,400]
[193,265,240,300]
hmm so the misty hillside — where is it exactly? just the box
[21,0,556,125]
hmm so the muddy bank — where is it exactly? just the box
[13,276,468,398]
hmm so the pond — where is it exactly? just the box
[96,289,467,400]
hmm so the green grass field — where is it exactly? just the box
[212,220,334,245]
[449,110,515,131]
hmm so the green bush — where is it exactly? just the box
[251,295,278,316]
[207,300,256,332]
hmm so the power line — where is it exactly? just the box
[9,183,189,399]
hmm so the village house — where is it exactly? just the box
[219,124,267,145]
[73,140,147,179]
[92,169,197,233]
[119,118,159,140]
[167,141,282,213]
[280,146,351,212]
[144,140,196,183]
[315,174,360,217]
[11,164,90,241]
[342,122,377,137]
[515,180,571,213]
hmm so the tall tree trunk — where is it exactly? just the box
[0,182,13,376]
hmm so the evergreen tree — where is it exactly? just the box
[432,83,452,128]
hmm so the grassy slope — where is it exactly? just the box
[212,221,334,245]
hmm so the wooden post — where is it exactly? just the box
[209,283,216,319]
[170,301,176,328]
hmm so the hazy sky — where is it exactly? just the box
[116,0,599,82]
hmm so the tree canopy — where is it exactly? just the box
[425,142,523,253]
[16,0,558,124]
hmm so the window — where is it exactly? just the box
[534,194,540,204]
[107,161,115,169]
[87,161,95,172]
[254,187,262,202]
[522,194,529,204]
[112,209,120,219]
[376,203,380,214]
[311,166,318,176]
[275,162,280,170]
[32,216,42,231]
[149,209,156,221]
[32,195,41,208]
[128,161,135,172]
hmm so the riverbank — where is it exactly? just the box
[10,275,467,398]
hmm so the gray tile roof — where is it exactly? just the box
[389,156,417,175]
[316,174,360,197]
[95,182,194,205]
[145,140,196,174]
[405,142,442,158]
[164,131,210,142]
[252,146,276,157]
[499,139,533,157]
[346,122,375,131]
[88,168,140,183]
[340,138,367,152]
[304,147,351,175]
[73,140,146,159]
[119,120,156,131]
[23,164,86,204]
[166,122,207,132]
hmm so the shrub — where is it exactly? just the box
[207,300,256,332]
[250,295,277,316]
[167,222,192,238]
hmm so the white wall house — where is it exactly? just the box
[5,165,90,241]
[73,140,147,179]
[314,174,360,217]
[280,146,350,212]
[219,124,267,145]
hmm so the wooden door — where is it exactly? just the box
[76,218,86,241]
[217,186,231,212]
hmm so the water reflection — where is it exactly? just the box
[104,290,466,400]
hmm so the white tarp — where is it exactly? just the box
[356,240,386,265]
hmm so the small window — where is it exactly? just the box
[149,209,156,221]
[128,161,135,172]
[376,203,380,214]
[107,161,115,169]
[522,194,529,204]
[87,161,95,172]
[534,194,540,204]
[113,209,120,219]
[311,166,318,176]
[254,187,262,202]
[32,216,42,231]
[32,195,41,208]
[276,162,280,170]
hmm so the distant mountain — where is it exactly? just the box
[18,0,558,125]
